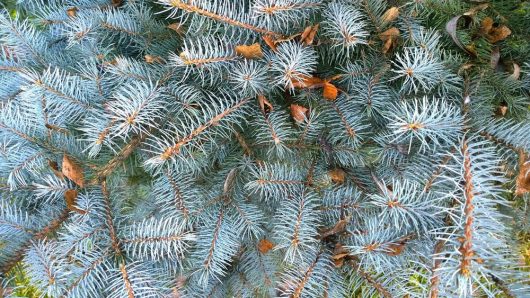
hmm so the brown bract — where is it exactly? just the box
[235,43,264,59]
[382,7,399,24]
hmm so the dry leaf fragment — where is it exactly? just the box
[495,104,508,117]
[257,239,274,254]
[300,24,319,45]
[235,43,264,59]
[382,7,399,24]
[319,216,350,239]
[65,189,86,214]
[262,35,278,51]
[62,154,85,188]
[291,75,324,89]
[145,55,163,64]
[290,104,309,122]
[48,159,65,179]
[257,94,273,114]
[322,82,338,100]
[66,7,78,18]
[384,242,406,256]
[223,168,237,194]
[167,23,185,35]
[510,63,521,80]
[329,168,346,184]
[515,151,530,196]
[332,243,351,267]
[378,27,400,53]
[300,25,313,42]
[481,17,511,43]
[111,0,123,7]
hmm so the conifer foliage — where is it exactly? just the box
[1,0,529,297]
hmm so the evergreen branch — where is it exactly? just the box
[350,261,392,298]
[459,140,474,278]
[160,98,250,160]
[292,251,321,298]
[164,168,190,217]
[96,134,147,181]
[165,0,282,37]
[424,152,454,192]
[204,208,225,270]
[118,263,135,298]
[0,208,69,275]
[101,180,122,256]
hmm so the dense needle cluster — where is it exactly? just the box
[0,0,529,297]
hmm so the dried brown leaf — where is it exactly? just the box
[66,7,78,18]
[515,151,530,196]
[378,27,400,53]
[62,154,85,188]
[262,35,278,52]
[290,104,308,123]
[257,94,273,114]
[167,23,185,35]
[65,189,86,214]
[257,239,274,254]
[329,168,346,184]
[322,82,338,100]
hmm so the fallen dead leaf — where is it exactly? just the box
[62,154,85,188]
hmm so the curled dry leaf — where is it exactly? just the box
[515,151,530,196]
[257,239,274,254]
[332,243,351,267]
[290,104,309,122]
[382,7,399,24]
[65,189,86,214]
[510,63,520,80]
[378,27,400,54]
[62,154,85,188]
[329,168,346,184]
[446,15,475,55]
[257,94,273,114]
[323,82,338,100]
[223,168,237,194]
[235,43,264,59]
